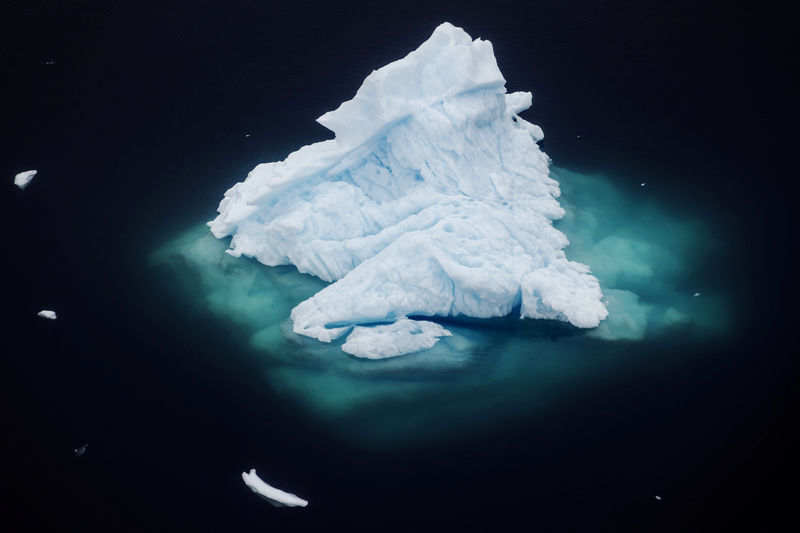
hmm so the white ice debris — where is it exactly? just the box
[342,318,452,359]
[640,182,646,187]
[693,292,701,297]
[37,310,57,320]
[655,495,662,501]
[209,22,608,358]
[14,170,37,189]
[241,469,308,508]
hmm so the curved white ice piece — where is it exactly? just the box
[241,469,308,508]
[37,310,57,320]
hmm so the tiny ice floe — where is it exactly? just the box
[242,469,308,508]
[245,133,251,138]
[693,292,701,297]
[655,495,662,501]
[42,60,55,65]
[73,444,88,457]
[14,170,37,189]
[37,310,57,320]
[640,182,647,187]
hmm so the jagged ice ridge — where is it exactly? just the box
[209,22,608,358]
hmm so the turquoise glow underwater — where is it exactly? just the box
[151,165,732,447]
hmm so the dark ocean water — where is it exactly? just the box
[1,1,796,531]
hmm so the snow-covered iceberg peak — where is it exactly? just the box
[209,22,608,358]
[318,22,505,150]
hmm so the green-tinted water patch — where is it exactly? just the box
[150,166,732,448]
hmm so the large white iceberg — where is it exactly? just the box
[209,22,608,358]
[241,469,308,508]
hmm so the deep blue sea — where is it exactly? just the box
[2,1,796,531]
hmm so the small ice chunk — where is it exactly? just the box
[640,182,646,187]
[37,310,57,320]
[342,318,453,359]
[693,292,701,297]
[73,444,88,457]
[14,170,37,189]
[655,495,662,501]
[245,133,251,138]
[241,469,308,508]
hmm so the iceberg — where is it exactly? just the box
[241,469,308,508]
[37,310,57,320]
[209,22,608,358]
[14,170,37,189]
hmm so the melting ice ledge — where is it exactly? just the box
[209,22,608,359]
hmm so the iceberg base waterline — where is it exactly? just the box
[151,166,729,446]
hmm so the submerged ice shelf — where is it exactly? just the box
[209,22,608,358]
[154,161,728,445]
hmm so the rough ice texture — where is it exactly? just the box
[209,22,607,358]
[241,469,308,508]
[37,310,57,320]
[342,318,452,359]
[14,170,37,189]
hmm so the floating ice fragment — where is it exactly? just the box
[640,182,646,187]
[693,292,701,297]
[37,310,57,320]
[73,444,88,457]
[242,469,308,507]
[42,60,55,65]
[655,495,662,501]
[245,133,251,137]
[342,318,452,359]
[14,170,37,189]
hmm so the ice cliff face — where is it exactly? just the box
[209,22,608,357]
